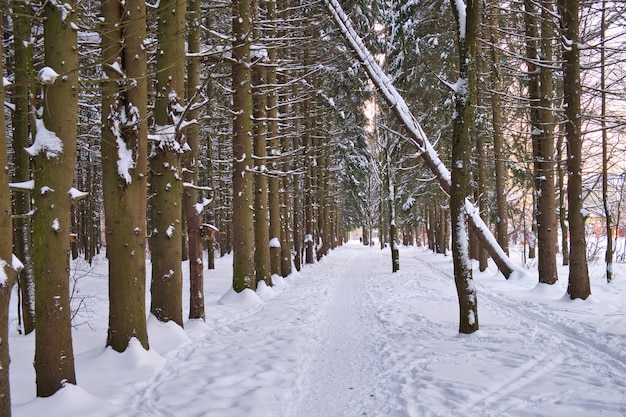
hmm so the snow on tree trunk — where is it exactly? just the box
[450,0,479,334]
[11,1,36,335]
[33,1,78,396]
[102,0,150,353]
[149,0,186,325]
[185,0,206,320]
[0,19,21,412]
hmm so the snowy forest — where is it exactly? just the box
[1,0,626,415]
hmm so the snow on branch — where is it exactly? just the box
[323,0,517,277]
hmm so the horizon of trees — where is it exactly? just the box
[0,0,625,413]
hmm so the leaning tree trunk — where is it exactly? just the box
[101,0,150,352]
[558,0,590,299]
[324,0,516,278]
[32,1,78,396]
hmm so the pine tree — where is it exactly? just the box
[31,0,78,396]
[101,0,150,352]
[149,0,187,326]
[558,0,591,299]
[232,0,256,292]
[0,14,21,412]
[450,0,480,333]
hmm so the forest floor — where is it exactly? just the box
[9,241,626,416]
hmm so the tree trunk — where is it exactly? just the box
[486,1,509,256]
[185,0,206,320]
[149,0,186,325]
[450,0,479,334]
[600,0,612,283]
[101,0,150,352]
[252,41,272,287]
[267,0,282,277]
[0,18,20,412]
[558,0,590,299]
[32,1,78,396]
[11,1,36,335]
[304,96,315,264]
[280,77,293,277]
[232,0,256,291]
[557,128,570,265]
[525,0,558,284]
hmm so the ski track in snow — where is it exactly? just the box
[10,243,626,417]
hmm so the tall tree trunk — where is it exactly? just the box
[600,0,612,283]
[232,0,256,291]
[101,0,150,352]
[525,0,558,283]
[450,0,479,334]
[557,129,570,265]
[252,37,272,287]
[558,0,590,299]
[280,78,293,277]
[150,0,186,325]
[487,1,509,256]
[0,17,20,412]
[11,1,36,335]
[185,0,206,320]
[292,130,302,272]
[267,0,282,277]
[32,1,78,396]
[304,96,315,264]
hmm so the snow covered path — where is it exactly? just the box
[292,246,385,416]
[10,242,626,416]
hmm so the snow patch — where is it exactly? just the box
[25,119,64,159]
[269,237,281,248]
[38,67,59,84]
[218,287,263,309]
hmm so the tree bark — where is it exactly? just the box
[33,1,78,396]
[149,0,186,325]
[101,0,150,352]
[267,0,282,277]
[252,40,272,287]
[0,18,20,412]
[450,0,480,334]
[558,0,591,299]
[486,1,509,257]
[232,0,256,292]
[185,0,206,320]
[11,1,36,335]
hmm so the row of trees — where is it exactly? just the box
[0,0,372,412]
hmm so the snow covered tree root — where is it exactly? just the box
[323,0,516,279]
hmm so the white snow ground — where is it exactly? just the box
[9,241,626,416]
